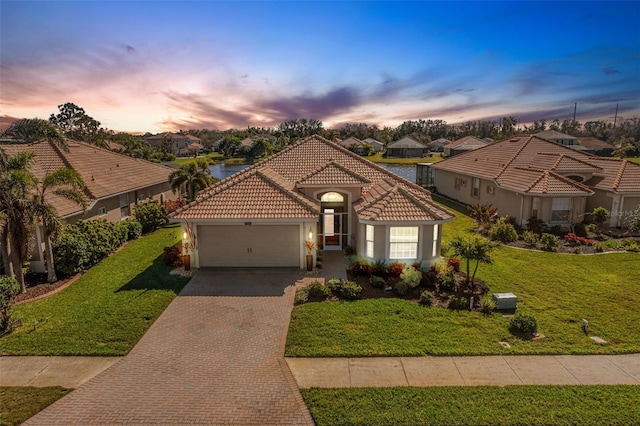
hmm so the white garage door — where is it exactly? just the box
[198,225,300,267]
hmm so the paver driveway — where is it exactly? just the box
[26,269,313,425]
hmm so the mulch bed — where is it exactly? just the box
[12,273,79,306]
[507,234,640,254]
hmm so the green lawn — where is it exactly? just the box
[626,157,640,164]
[286,198,640,356]
[364,152,443,165]
[302,386,640,426]
[0,226,190,356]
[0,387,71,426]
[164,152,224,166]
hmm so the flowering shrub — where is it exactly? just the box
[564,233,594,246]
[447,257,460,272]
[163,198,187,214]
[387,261,405,278]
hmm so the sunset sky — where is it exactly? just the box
[1,1,639,134]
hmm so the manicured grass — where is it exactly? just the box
[286,198,640,356]
[0,226,189,356]
[302,386,640,426]
[0,386,71,426]
[626,157,640,164]
[165,152,224,166]
[364,152,443,165]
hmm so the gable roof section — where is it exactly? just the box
[387,137,427,149]
[0,140,173,217]
[338,136,366,148]
[535,130,577,141]
[519,169,593,195]
[173,135,453,222]
[433,135,640,194]
[443,136,487,150]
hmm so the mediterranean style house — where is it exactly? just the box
[442,136,488,157]
[386,137,429,158]
[170,135,453,269]
[146,132,202,156]
[432,135,640,229]
[337,136,368,155]
[1,139,177,272]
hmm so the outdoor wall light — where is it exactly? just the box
[308,228,313,240]
[183,231,188,240]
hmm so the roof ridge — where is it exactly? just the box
[525,170,547,193]
[494,135,531,180]
[48,140,99,199]
[612,160,628,191]
[254,170,318,213]
[396,185,448,218]
[298,160,371,184]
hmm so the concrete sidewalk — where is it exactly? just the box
[286,354,640,388]
[0,356,122,388]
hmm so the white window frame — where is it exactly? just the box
[389,226,419,260]
[98,207,107,216]
[365,225,374,258]
[471,177,480,197]
[551,198,571,223]
[432,224,439,258]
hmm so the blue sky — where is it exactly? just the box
[1,1,639,133]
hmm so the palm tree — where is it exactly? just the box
[448,234,495,291]
[168,159,216,202]
[2,118,68,150]
[32,168,87,283]
[0,151,37,293]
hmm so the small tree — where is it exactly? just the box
[0,275,20,334]
[628,206,640,233]
[448,235,495,294]
[591,206,610,232]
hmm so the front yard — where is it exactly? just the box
[0,225,190,356]
[286,201,640,356]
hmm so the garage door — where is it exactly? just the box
[198,225,300,267]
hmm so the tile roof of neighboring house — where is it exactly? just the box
[443,136,488,150]
[431,138,452,146]
[577,137,613,150]
[146,132,201,142]
[172,135,453,222]
[0,140,173,217]
[338,136,366,148]
[363,137,383,145]
[534,130,577,141]
[433,135,640,195]
[387,137,427,149]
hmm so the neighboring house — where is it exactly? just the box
[170,135,453,270]
[576,137,614,157]
[386,137,429,158]
[534,130,578,146]
[146,133,202,156]
[0,139,178,272]
[430,138,451,152]
[432,135,640,229]
[338,137,368,155]
[442,136,488,157]
[363,137,384,152]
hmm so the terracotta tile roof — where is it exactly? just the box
[1,140,173,217]
[338,136,366,148]
[433,135,640,194]
[443,136,488,150]
[297,161,371,186]
[534,130,577,141]
[521,169,593,195]
[577,137,613,150]
[172,135,453,222]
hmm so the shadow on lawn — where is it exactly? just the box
[115,254,189,296]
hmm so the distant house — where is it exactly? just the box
[442,136,488,157]
[0,139,177,272]
[432,135,640,229]
[576,137,614,157]
[363,137,384,152]
[430,138,451,152]
[146,133,202,156]
[338,136,368,155]
[170,135,453,269]
[534,130,578,146]
[386,137,429,158]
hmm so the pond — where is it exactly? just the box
[209,162,419,184]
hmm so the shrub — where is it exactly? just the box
[370,275,386,288]
[509,314,538,334]
[294,290,308,305]
[585,223,597,233]
[434,261,455,291]
[447,257,460,272]
[122,220,143,240]
[573,222,588,238]
[326,279,343,293]
[468,204,498,228]
[527,216,545,235]
[490,216,518,243]
[540,233,559,251]
[630,206,640,233]
[419,290,433,307]
[623,239,640,252]
[163,198,187,214]
[387,261,404,278]
[522,230,539,248]
[371,259,388,278]
[340,280,363,300]
[591,206,610,228]
[564,233,594,246]
[448,295,469,310]
[134,201,167,233]
[479,295,497,315]
[595,243,605,253]
[163,245,182,267]
[349,256,372,276]
[400,267,422,289]
[393,281,408,296]
[0,275,20,334]
[307,280,330,299]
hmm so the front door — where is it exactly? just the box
[322,208,342,250]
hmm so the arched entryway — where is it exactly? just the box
[319,191,348,250]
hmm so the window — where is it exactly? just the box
[320,192,344,202]
[471,178,480,197]
[531,197,540,218]
[389,227,419,259]
[119,193,130,218]
[487,186,495,195]
[432,224,439,258]
[455,178,461,190]
[551,198,570,222]
[365,225,374,258]
[98,207,107,216]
